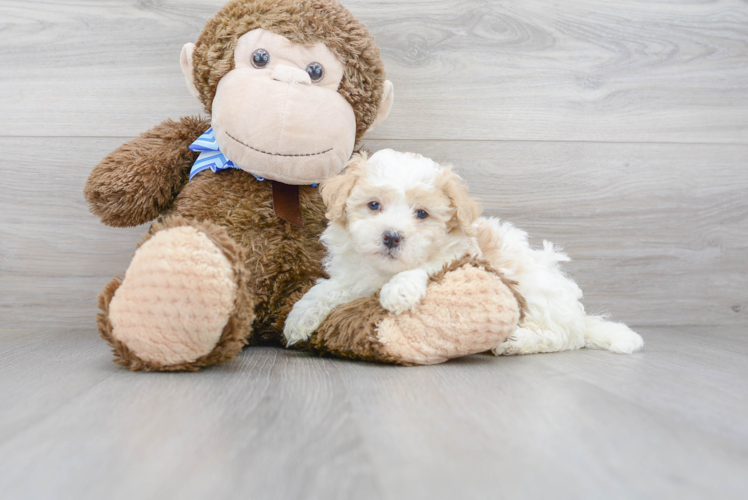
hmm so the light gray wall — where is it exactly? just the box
[1,0,746,331]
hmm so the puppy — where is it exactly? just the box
[284,149,644,356]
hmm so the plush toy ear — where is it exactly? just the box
[366,81,394,133]
[319,154,367,222]
[437,168,482,236]
[180,43,200,99]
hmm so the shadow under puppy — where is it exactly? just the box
[285,149,644,356]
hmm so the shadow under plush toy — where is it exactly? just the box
[84,0,523,371]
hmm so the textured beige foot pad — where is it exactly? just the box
[308,257,523,365]
[377,263,521,365]
[108,226,238,366]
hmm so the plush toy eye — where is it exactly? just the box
[416,209,429,219]
[251,49,270,68]
[306,62,324,82]
[368,201,381,211]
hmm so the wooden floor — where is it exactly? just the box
[0,325,745,500]
[1,0,747,498]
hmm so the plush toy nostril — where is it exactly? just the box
[383,230,401,249]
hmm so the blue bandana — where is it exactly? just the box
[189,128,266,182]
[189,128,318,187]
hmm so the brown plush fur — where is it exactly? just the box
[84,0,383,367]
[302,255,526,365]
[84,116,210,227]
[167,170,329,344]
[98,216,254,371]
[86,0,522,371]
[192,0,386,143]
[300,296,401,364]
[95,165,329,369]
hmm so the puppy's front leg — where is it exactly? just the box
[284,279,352,346]
[379,269,429,315]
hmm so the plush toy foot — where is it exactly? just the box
[98,216,254,371]
[307,257,524,365]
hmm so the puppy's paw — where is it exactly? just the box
[284,299,325,346]
[379,269,429,315]
[492,328,538,356]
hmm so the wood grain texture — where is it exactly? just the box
[2,138,745,330]
[1,0,747,142]
[1,326,747,500]
[1,0,747,498]
[366,139,748,328]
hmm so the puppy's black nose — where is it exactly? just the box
[383,230,401,249]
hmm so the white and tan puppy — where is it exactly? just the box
[284,149,644,356]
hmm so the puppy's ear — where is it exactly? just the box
[437,167,482,236]
[320,153,367,222]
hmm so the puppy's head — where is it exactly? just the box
[320,149,481,274]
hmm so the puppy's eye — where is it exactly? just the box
[416,209,429,219]
[251,49,270,68]
[368,201,381,211]
[306,62,324,82]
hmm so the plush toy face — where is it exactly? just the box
[182,28,389,186]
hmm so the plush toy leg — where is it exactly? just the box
[97,216,254,371]
[306,257,524,365]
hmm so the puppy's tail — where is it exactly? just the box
[583,315,644,354]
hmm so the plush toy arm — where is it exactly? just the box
[84,116,210,227]
[304,257,525,365]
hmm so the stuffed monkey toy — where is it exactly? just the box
[84,0,522,371]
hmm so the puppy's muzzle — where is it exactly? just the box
[382,230,402,249]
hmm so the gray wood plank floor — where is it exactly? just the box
[1,326,747,500]
[1,0,747,498]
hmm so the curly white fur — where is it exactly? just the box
[284,149,644,356]
[476,218,643,354]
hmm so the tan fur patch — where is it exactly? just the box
[343,183,401,225]
[435,168,482,236]
[405,186,454,224]
[319,153,374,222]
[320,167,360,222]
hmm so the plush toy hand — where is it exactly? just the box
[84,116,209,228]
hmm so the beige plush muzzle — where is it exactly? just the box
[207,29,357,185]
[211,69,356,185]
